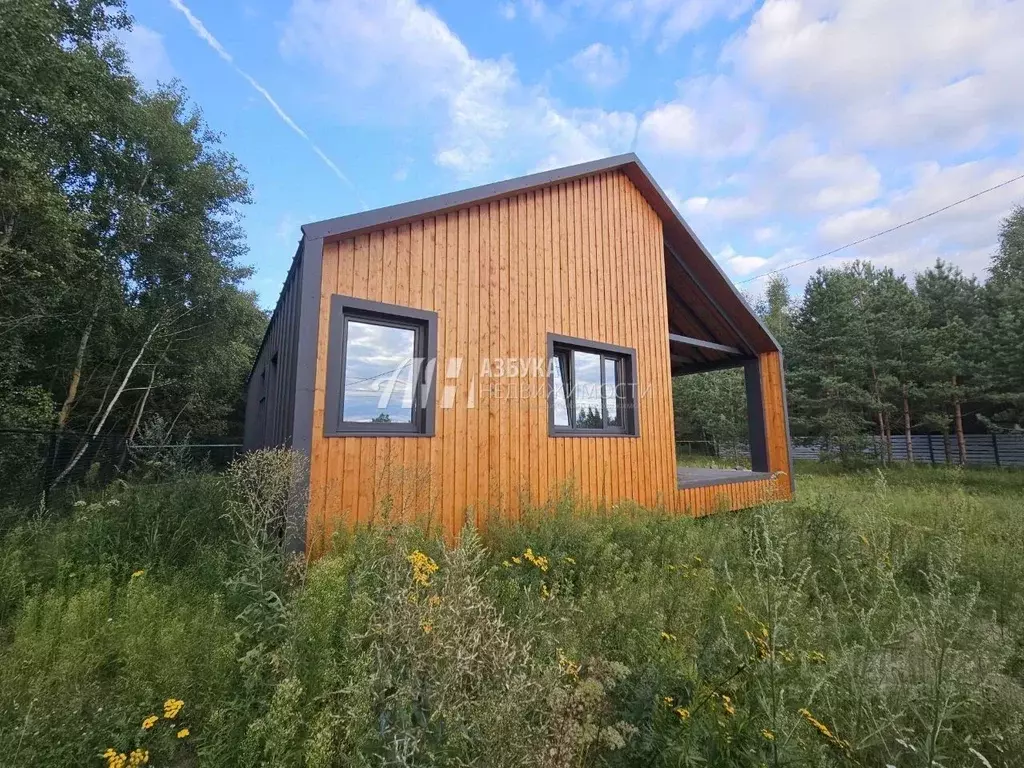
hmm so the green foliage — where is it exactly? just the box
[0,0,266,453]
[2,455,1024,766]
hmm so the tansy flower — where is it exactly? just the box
[407,550,439,586]
[127,748,149,767]
[721,695,736,716]
[163,698,184,719]
[141,715,158,730]
[556,649,581,679]
[131,570,145,579]
[563,556,576,565]
[421,621,433,634]
[660,631,677,642]
[176,728,190,739]
[540,583,550,599]
[105,750,128,768]
[798,708,851,755]
[673,707,691,721]
[762,728,775,741]
[662,696,674,705]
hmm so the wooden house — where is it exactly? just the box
[245,154,793,552]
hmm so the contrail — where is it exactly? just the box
[167,0,358,193]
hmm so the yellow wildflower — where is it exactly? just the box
[502,560,512,567]
[721,695,736,716]
[511,556,522,565]
[557,648,581,679]
[762,728,775,741]
[406,550,439,587]
[141,715,158,730]
[128,748,149,767]
[540,582,550,599]
[660,631,677,642]
[522,547,550,571]
[163,698,184,719]
[798,708,851,755]
[105,750,128,768]
[563,556,576,565]
[662,696,674,705]
[421,621,433,634]
[427,595,442,607]
[176,728,190,739]
[131,570,145,579]
[673,707,691,721]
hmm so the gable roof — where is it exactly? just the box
[301,153,779,364]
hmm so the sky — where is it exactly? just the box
[119,0,1024,308]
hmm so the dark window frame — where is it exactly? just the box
[547,333,639,438]
[324,295,438,437]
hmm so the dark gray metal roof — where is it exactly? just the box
[300,152,780,355]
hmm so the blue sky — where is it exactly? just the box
[120,0,1024,308]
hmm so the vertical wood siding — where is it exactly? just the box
[307,171,791,548]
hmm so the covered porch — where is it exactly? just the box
[661,236,793,508]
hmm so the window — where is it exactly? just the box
[324,296,438,436]
[548,334,637,436]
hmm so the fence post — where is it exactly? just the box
[927,434,935,465]
[993,434,1001,468]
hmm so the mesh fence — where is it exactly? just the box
[0,428,241,507]
[677,434,1024,468]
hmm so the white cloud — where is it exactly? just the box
[638,76,761,158]
[727,0,1024,150]
[572,0,757,46]
[815,157,1024,277]
[521,0,568,35]
[682,195,764,222]
[569,43,629,89]
[717,244,768,276]
[498,2,516,20]
[754,226,779,243]
[281,0,636,176]
[119,24,174,86]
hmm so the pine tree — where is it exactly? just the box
[981,205,1024,431]
[915,260,983,463]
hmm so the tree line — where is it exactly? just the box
[675,206,1024,463]
[1,0,266,484]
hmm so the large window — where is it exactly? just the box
[548,334,638,436]
[324,296,438,436]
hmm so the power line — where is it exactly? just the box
[737,171,1024,284]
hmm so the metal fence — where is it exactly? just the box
[678,434,1024,468]
[0,428,242,506]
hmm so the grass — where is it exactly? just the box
[1,453,1023,767]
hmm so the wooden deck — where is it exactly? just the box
[677,467,773,489]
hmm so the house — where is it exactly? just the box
[245,153,793,552]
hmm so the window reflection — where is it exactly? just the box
[604,357,619,426]
[574,351,603,428]
[342,320,417,423]
[552,353,571,426]
[550,341,634,434]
